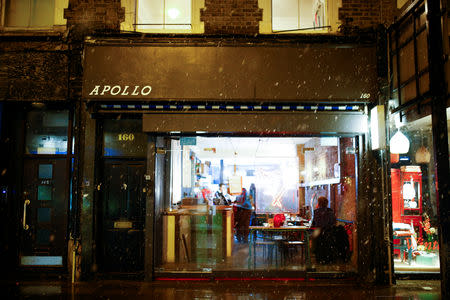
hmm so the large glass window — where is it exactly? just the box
[389,115,441,273]
[25,111,69,155]
[5,0,54,27]
[156,136,358,273]
[137,0,192,30]
[272,0,326,32]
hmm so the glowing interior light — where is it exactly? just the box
[389,130,410,154]
[168,8,180,19]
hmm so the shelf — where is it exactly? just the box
[300,178,340,187]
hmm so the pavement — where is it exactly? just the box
[2,279,442,299]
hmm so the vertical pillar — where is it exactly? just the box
[77,102,96,279]
[145,136,156,281]
[357,134,375,283]
[426,1,450,297]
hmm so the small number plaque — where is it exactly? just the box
[118,133,135,141]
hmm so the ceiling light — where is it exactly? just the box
[168,8,180,19]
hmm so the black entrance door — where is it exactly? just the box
[20,158,68,267]
[100,160,146,272]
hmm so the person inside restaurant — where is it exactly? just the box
[312,196,337,264]
[234,187,254,243]
[213,183,232,205]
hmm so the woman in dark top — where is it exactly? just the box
[312,196,337,264]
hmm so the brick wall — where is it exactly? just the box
[338,0,398,30]
[200,0,262,34]
[0,41,68,101]
[64,0,125,34]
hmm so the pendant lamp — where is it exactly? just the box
[390,130,410,154]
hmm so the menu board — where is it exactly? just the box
[228,175,242,195]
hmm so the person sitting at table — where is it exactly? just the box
[234,188,254,243]
[213,183,231,205]
[312,196,337,264]
[312,196,336,229]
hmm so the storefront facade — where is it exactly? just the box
[76,37,387,280]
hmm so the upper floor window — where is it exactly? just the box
[3,0,67,30]
[137,0,192,30]
[259,0,336,34]
[272,0,326,32]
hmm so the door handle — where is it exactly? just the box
[23,199,30,230]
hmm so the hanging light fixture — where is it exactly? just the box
[390,129,410,154]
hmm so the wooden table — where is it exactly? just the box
[248,226,312,270]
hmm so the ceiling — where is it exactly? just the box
[189,137,312,164]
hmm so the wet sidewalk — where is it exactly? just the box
[3,279,441,299]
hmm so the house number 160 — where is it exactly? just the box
[118,133,135,141]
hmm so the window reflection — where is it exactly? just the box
[25,111,69,155]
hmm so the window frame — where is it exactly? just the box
[125,0,204,34]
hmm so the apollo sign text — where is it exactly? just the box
[88,85,152,96]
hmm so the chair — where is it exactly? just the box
[281,240,305,265]
[253,233,284,268]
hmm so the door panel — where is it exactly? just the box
[101,160,146,272]
[20,159,68,266]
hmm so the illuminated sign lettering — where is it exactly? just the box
[89,85,152,96]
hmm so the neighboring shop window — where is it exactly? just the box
[272,0,326,31]
[137,0,192,30]
[4,0,68,28]
[103,119,147,157]
[25,111,69,155]
[389,115,441,272]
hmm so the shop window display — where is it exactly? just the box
[390,116,441,272]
